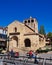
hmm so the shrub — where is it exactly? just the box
[36,48,49,53]
[36,48,42,53]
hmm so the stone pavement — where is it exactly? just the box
[0,52,52,65]
[38,52,52,64]
[0,58,52,65]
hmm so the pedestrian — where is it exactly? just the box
[34,53,39,64]
[29,50,33,58]
[7,51,10,59]
[10,49,14,57]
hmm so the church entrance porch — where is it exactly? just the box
[9,36,18,51]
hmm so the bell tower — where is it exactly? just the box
[24,16,38,33]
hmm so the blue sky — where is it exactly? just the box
[0,0,52,33]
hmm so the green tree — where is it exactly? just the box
[47,32,52,49]
[47,32,52,38]
[39,25,46,35]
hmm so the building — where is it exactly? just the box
[45,38,50,45]
[0,27,7,50]
[5,17,45,52]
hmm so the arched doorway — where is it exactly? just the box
[10,36,18,48]
[24,38,31,47]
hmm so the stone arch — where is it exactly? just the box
[24,38,31,47]
[11,36,18,47]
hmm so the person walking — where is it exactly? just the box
[29,50,33,58]
[34,53,39,64]
[9,49,14,57]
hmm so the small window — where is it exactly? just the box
[31,19,34,22]
[14,27,17,32]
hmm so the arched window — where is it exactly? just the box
[14,27,17,32]
[24,38,31,47]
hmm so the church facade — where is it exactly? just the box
[6,17,45,52]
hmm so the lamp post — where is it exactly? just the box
[7,36,10,52]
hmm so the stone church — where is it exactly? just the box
[6,17,45,52]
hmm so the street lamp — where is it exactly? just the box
[7,36,10,52]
